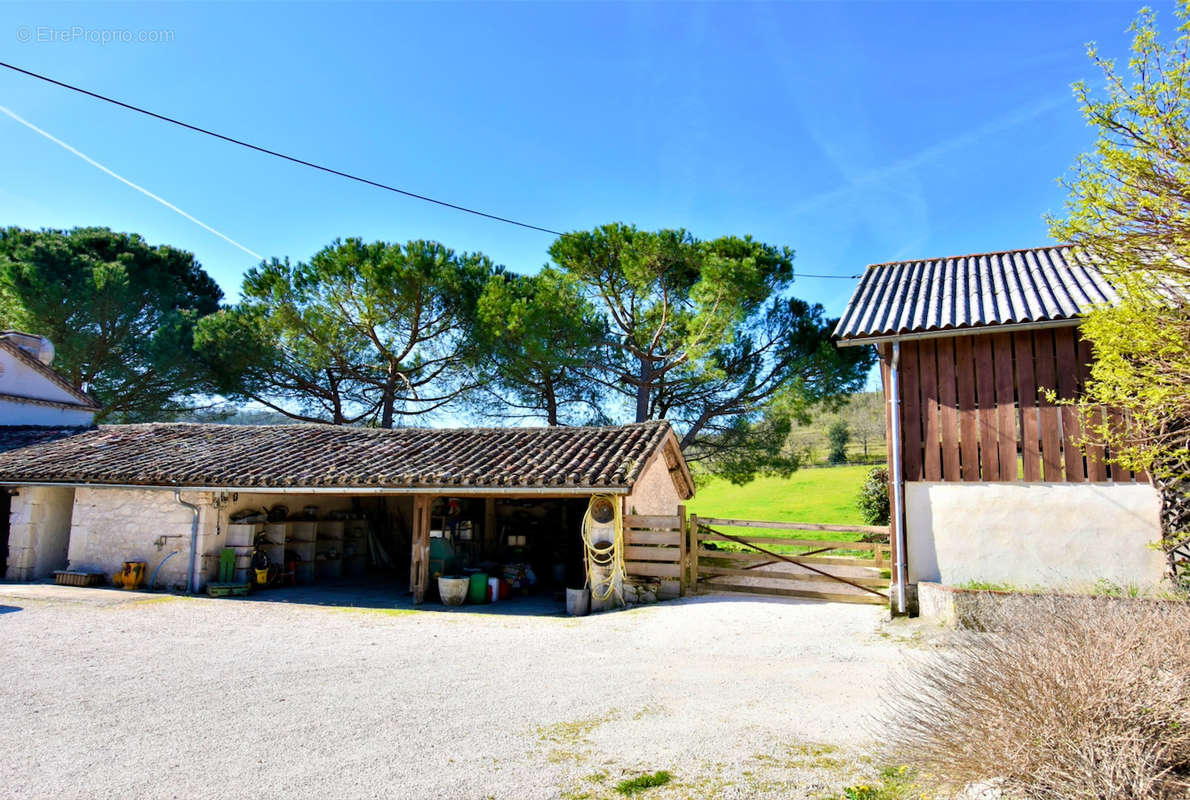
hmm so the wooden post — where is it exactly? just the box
[411,495,432,604]
[688,513,699,596]
[484,497,497,559]
[676,504,687,595]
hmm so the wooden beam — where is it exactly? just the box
[695,583,886,605]
[696,518,888,535]
[411,495,432,604]
[677,504,687,595]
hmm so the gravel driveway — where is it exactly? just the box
[0,583,907,799]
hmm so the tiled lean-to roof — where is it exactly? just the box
[0,420,688,494]
[834,245,1117,343]
[0,425,93,454]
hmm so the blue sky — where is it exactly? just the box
[0,0,1167,324]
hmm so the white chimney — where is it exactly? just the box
[0,331,55,365]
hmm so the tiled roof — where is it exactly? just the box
[0,421,684,493]
[834,246,1117,342]
[0,425,93,454]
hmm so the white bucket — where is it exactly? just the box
[488,577,500,603]
[566,587,590,616]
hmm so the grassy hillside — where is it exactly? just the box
[687,465,874,526]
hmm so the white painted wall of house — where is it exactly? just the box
[905,481,1167,591]
[0,346,95,425]
[0,399,94,426]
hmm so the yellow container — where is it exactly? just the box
[120,561,147,591]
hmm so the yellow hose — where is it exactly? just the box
[582,495,626,605]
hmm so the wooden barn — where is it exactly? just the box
[835,246,1166,612]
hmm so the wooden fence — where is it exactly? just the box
[690,516,890,605]
[881,328,1145,484]
[622,512,686,591]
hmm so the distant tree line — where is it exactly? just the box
[0,223,872,482]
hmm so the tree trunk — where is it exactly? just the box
[380,369,397,429]
[543,375,559,426]
[635,356,652,423]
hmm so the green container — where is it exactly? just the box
[468,572,489,603]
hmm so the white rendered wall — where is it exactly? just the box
[0,398,94,426]
[625,454,684,517]
[905,481,1166,591]
[0,347,95,425]
[4,486,75,580]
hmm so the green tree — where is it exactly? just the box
[827,420,851,465]
[0,226,222,421]
[1049,3,1190,552]
[549,223,872,480]
[473,267,605,425]
[197,238,491,426]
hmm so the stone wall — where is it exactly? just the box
[5,486,75,580]
[67,488,216,591]
[906,481,1167,592]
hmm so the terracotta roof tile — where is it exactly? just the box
[0,421,676,492]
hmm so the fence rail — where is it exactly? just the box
[691,514,890,605]
[622,512,685,588]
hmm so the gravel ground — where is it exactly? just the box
[0,583,912,800]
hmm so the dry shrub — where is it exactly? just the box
[888,594,1190,800]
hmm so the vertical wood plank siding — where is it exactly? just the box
[887,328,1134,484]
[937,338,961,481]
[900,343,923,481]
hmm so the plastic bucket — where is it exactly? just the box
[438,575,469,607]
[468,572,489,603]
[487,576,500,603]
[566,587,590,616]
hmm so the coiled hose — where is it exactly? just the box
[581,495,626,605]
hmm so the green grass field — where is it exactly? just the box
[688,465,873,526]
[685,465,884,557]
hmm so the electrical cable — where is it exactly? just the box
[0,61,863,279]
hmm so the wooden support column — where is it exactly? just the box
[688,513,699,595]
[411,495,432,604]
[677,504,687,595]
[484,497,497,559]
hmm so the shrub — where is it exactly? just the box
[856,466,890,525]
[827,421,851,464]
[886,594,1190,800]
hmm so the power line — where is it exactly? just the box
[0,61,565,236]
[0,61,862,280]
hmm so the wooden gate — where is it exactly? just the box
[691,516,890,605]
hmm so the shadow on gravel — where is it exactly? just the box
[0,604,22,614]
[235,576,567,617]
